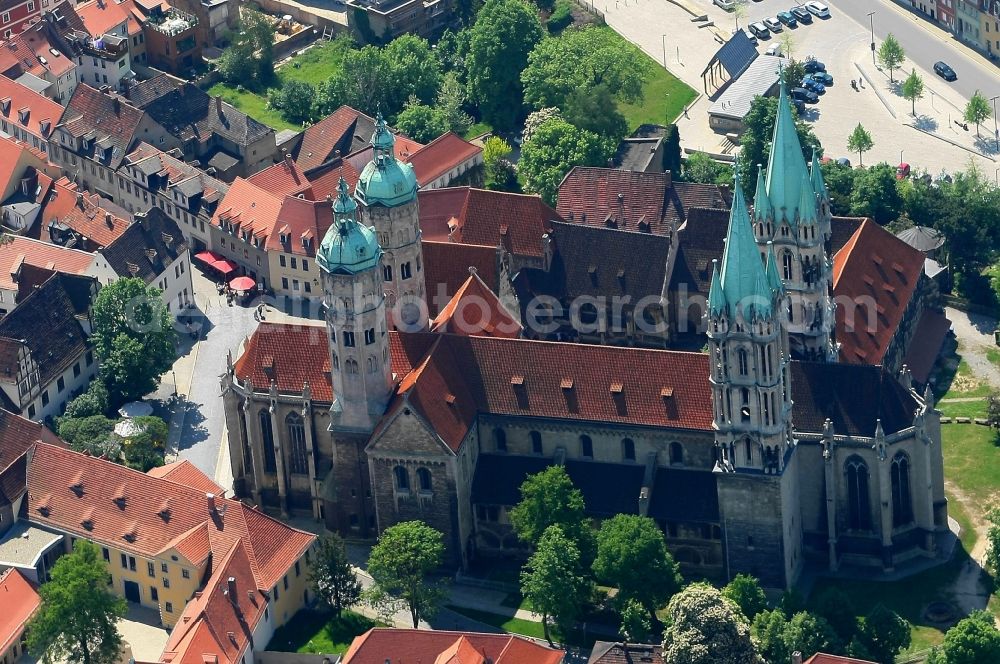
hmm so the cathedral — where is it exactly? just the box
[221,83,948,589]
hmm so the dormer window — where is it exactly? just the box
[0,98,10,115]
[17,107,28,124]
[40,119,50,136]
[279,233,287,244]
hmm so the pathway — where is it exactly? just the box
[946,307,1000,389]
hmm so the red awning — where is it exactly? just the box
[229,276,256,291]
[214,259,239,275]
[194,250,222,265]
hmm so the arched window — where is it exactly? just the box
[383,264,393,282]
[331,353,339,371]
[394,466,409,491]
[417,467,432,492]
[845,456,871,531]
[737,348,749,376]
[782,252,793,280]
[891,452,913,527]
[259,409,276,473]
[622,438,635,462]
[740,388,751,422]
[530,431,542,455]
[580,435,593,458]
[669,441,683,465]
[346,359,358,375]
[286,412,308,475]
[493,427,507,453]
[744,438,753,465]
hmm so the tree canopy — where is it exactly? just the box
[901,69,924,116]
[27,540,127,664]
[737,95,821,192]
[509,464,592,555]
[593,514,681,617]
[877,34,905,82]
[57,415,117,457]
[722,574,768,622]
[855,604,911,664]
[365,521,446,628]
[850,163,902,224]
[930,610,1000,664]
[395,99,449,143]
[121,415,168,471]
[520,524,592,646]
[964,91,992,138]
[218,8,275,89]
[847,123,874,166]
[661,583,760,664]
[518,117,612,205]
[311,533,362,617]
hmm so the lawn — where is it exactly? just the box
[942,424,1000,505]
[445,605,600,648]
[266,609,377,654]
[607,27,697,129]
[207,38,352,132]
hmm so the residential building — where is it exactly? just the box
[126,75,276,180]
[127,0,200,73]
[342,629,563,663]
[937,0,957,29]
[0,234,112,309]
[116,141,227,252]
[0,21,79,102]
[589,642,663,664]
[40,176,130,250]
[344,0,452,41]
[0,272,97,420]
[955,0,984,47]
[0,568,39,664]
[0,136,60,235]
[612,124,670,173]
[166,0,235,50]
[0,73,61,153]
[54,0,135,93]
[403,131,483,190]
[74,0,144,63]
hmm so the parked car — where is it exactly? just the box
[763,16,783,32]
[790,6,812,22]
[714,0,736,9]
[804,1,830,17]
[801,78,826,94]
[933,60,957,81]
[749,21,770,39]
[791,87,819,103]
[836,157,851,167]
[803,58,826,73]
[792,99,806,115]
[804,71,833,85]
[765,43,782,56]
[777,11,797,27]
[734,27,758,44]
[896,162,911,179]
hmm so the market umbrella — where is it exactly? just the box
[214,259,239,275]
[229,275,256,291]
[118,401,153,418]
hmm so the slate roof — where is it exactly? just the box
[0,272,94,389]
[418,187,563,257]
[833,219,926,366]
[896,225,945,253]
[902,309,951,385]
[789,361,918,437]
[470,454,551,505]
[404,131,482,186]
[421,241,499,317]
[648,467,719,522]
[671,207,729,299]
[0,73,62,140]
[58,84,145,170]
[564,459,645,516]
[342,628,563,664]
[294,105,376,172]
[0,235,95,291]
[0,569,40,656]
[557,167,728,236]
[702,29,758,78]
[121,143,228,217]
[98,207,186,284]
[588,642,664,664]
[128,75,272,150]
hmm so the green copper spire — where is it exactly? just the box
[797,169,817,225]
[718,164,773,319]
[810,149,828,202]
[765,241,784,294]
[708,259,725,316]
[318,178,382,274]
[764,75,811,227]
[752,164,772,224]
[356,113,418,208]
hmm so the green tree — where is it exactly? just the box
[310,533,362,617]
[521,26,648,110]
[663,124,681,177]
[784,60,806,91]
[317,46,391,118]
[901,69,924,116]
[520,524,592,646]
[216,44,257,89]
[519,117,612,205]
[219,7,275,88]
[846,123,874,166]
[933,610,1000,664]
[662,582,760,664]
[483,136,519,191]
[986,505,1000,574]
[811,587,858,642]
[722,574,768,622]
[466,0,544,129]
[383,34,442,108]
[434,29,470,83]
[563,84,628,141]
[57,415,117,456]
[121,415,168,471]
[850,163,903,225]
[751,609,789,664]
[877,34,905,82]
[620,598,652,645]
[682,152,733,185]
[435,71,472,135]
[269,79,317,125]
[91,278,176,407]
[855,604,910,664]
[509,464,593,558]
[27,540,127,664]
[63,380,108,419]
[395,98,449,143]
[594,514,681,618]
[783,612,842,661]
[737,95,821,192]
[819,160,857,216]
[964,90,992,138]
[365,521,446,628]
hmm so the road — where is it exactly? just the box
[832,0,1000,104]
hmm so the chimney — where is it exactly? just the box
[76,191,84,209]
[227,576,237,602]
[206,492,216,513]
[112,96,120,115]
[791,652,802,664]
[215,95,222,117]
[105,211,113,228]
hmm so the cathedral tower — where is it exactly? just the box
[751,77,836,361]
[318,178,394,432]
[355,115,426,330]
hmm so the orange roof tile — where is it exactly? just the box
[0,569,40,656]
[0,135,46,203]
[305,159,360,201]
[0,74,62,140]
[0,407,60,474]
[295,106,368,172]
[0,235,96,291]
[146,459,224,496]
[40,177,130,248]
[247,156,313,198]
[430,270,521,338]
[804,655,877,664]
[422,241,499,317]
[404,132,482,187]
[342,629,563,664]
[76,0,142,36]
[833,219,926,366]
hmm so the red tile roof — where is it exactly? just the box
[418,187,562,257]
[40,177,130,248]
[0,26,76,79]
[76,0,142,36]
[0,569,40,656]
[247,156,313,198]
[404,132,481,187]
[0,408,60,474]
[305,159,360,201]
[266,195,334,257]
[342,629,563,664]
[430,270,521,338]
[59,84,146,170]
[295,106,368,172]
[25,443,314,590]
[422,241,499,317]
[804,655,877,664]
[902,309,951,385]
[833,219,926,366]
[0,74,62,141]
[211,177,283,241]
[0,235,95,291]
[146,459,224,496]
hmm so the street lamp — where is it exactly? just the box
[172,370,178,398]
[990,95,1000,152]
[867,11,877,66]
[662,34,667,69]
[900,149,904,164]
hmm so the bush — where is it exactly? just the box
[63,380,109,419]
[547,0,574,34]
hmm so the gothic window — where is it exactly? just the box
[759,346,769,379]
[669,442,683,465]
[493,427,507,453]
[286,412,308,475]
[845,456,871,530]
[782,252,793,280]
[383,264,393,282]
[580,435,593,458]
[331,353,339,370]
[762,393,771,425]
[259,409,276,473]
[744,438,753,465]
[417,468,432,492]
[365,328,375,345]
[343,331,356,347]
[622,438,635,462]
[346,359,359,375]
[401,262,412,280]
[737,348,749,376]
[740,388,751,422]
[394,466,409,491]
[530,431,542,454]
[891,452,913,527]
[367,356,376,374]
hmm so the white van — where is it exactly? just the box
[714,0,736,9]
[805,1,831,18]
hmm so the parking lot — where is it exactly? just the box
[603,0,996,174]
